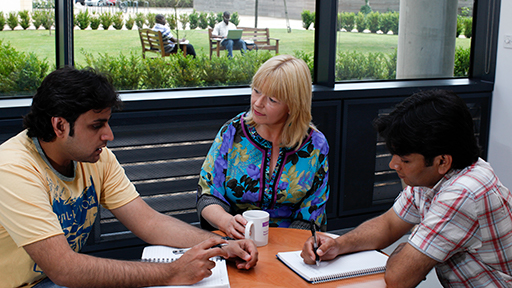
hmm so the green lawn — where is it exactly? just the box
[0,28,471,66]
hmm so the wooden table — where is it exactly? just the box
[223,227,387,288]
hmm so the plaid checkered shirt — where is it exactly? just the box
[394,158,512,287]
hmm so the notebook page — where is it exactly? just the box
[142,245,230,288]
[277,250,388,283]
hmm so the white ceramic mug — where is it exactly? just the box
[243,210,269,247]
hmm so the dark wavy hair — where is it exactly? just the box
[23,66,122,142]
[373,89,480,169]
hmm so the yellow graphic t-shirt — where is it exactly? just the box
[0,131,138,288]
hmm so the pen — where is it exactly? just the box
[310,219,320,266]
[211,243,228,249]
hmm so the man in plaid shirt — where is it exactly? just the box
[301,90,512,287]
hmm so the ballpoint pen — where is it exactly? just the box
[211,243,228,249]
[310,219,320,266]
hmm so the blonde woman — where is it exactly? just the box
[197,55,330,239]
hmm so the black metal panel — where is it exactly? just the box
[311,100,342,220]
[133,177,199,197]
[112,143,212,163]
[0,119,24,144]
[340,97,405,216]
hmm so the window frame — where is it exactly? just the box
[52,0,500,92]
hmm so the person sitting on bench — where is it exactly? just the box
[212,11,247,58]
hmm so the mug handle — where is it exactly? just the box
[245,221,254,240]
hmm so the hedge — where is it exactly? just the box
[0,40,471,95]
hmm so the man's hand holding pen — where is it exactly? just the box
[310,220,320,266]
[300,224,342,266]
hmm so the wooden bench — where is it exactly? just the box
[208,27,279,59]
[138,28,187,59]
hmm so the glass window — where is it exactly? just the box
[0,0,55,97]
[336,0,473,81]
[72,0,314,91]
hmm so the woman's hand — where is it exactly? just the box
[220,214,248,240]
[201,205,247,239]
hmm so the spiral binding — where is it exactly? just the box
[311,267,386,284]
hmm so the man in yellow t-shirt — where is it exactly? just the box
[0,66,258,288]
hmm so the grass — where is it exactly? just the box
[0,28,471,66]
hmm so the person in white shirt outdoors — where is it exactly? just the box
[301,90,512,287]
[0,66,257,288]
[212,11,247,58]
[153,14,196,58]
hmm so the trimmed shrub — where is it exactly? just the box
[231,12,240,26]
[179,13,189,30]
[454,46,470,76]
[293,50,314,79]
[216,12,223,24]
[189,9,199,29]
[464,17,472,38]
[0,12,5,31]
[135,13,146,29]
[7,12,19,30]
[336,50,396,81]
[41,11,54,30]
[366,11,380,33]
[388,11,399,35]
[380,12,395,34]
[147,13,157,28]
[355,12,366,32]
[198,12,208,29]
[32,10,45,30]
[113,12,124,30]
[75,49,272,90]
[140,57,176,89]
[360,2,372,15]
[90,15,101,30]
[301,10,315,30]
[99,12,113,30]
[76,9,91,30]
[0,40,50,96]
[225,51,272,85]
[207,12,217,29]
[340,12,355,32]
[167,14,177,30]
[456,15,463,37]
[125,15,135,30]
[80,50,143,91]
[170,53,204,87]
[200,54,231,86]
[19,10,31,30]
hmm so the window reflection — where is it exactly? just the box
[336,0,472,81]
[73,0,315,91]
[0,0,54,97]
[0,0,477,96]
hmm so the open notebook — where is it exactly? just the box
[141,245,230,288]
[277,250,388,284]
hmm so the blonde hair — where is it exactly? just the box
[245,55,315,149]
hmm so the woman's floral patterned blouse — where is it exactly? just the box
[197,113,330,229]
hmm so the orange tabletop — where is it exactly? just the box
[223,227,387,288]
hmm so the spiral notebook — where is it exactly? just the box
[276,250,388,284]
[141,245,230,288]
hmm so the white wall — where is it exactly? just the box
[488,1,512,189]
[0,0,32,13]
